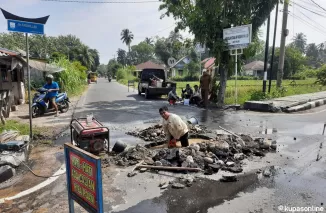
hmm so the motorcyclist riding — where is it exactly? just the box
[43,74,59,117]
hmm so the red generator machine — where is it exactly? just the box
[70,117,110,154]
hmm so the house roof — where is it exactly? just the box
[21,58,64,73]
[171,56,191,69]
[244,61,269,71]
[135,61,165,71]
[0,47,21,57]
[203,57,216,69]
[201,58,211,64]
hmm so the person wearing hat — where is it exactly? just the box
[43,74,60,117]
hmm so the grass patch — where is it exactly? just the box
[0,120,41,136]
[174,78,326,105]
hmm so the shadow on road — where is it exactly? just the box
[126,94,167,102]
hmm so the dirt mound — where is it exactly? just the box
[126,124,211,143]
[110,129,276,175]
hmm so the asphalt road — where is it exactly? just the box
[1,78,326,213]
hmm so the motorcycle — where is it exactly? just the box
[32,88,70,118]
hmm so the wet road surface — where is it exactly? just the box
[1,78,325,213]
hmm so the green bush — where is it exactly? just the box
[249,90,268,101]
[30,79,44,89]
[53,58,87,96]
[299,68,318,78]
[316,65,326,86]
[291,73,306,80]
[116,66,138,83]
[249,87,287,101]
[171,75,199,82]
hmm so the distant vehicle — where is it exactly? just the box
[138,68,176,99]
[88,72,98,84]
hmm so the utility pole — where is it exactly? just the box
[263,15,271,93]
[277,0,289,88]
[269,1,279,93]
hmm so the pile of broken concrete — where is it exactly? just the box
[0,130,30,184]
[112,128,277,176]
[126,124,212,143]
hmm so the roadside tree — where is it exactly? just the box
[159,0,278,106]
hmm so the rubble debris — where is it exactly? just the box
[263,168,271,177]
[172,183,185,189]
[271,141,277,150]
[159,181,167,187]
[112,125,275,176]
[226,166,243,173]
[221,174,237,182]
[154,161,163,166]
[208,164,220,172]
[144,157,154,165]
[160,183,169,189]
[204,157,214,164]
[258,138,272,149]
[0,130,19,143]
[126,124,212,143]
[234,153,245,160]
[127,172,137,177]
[0,165,15,183]
[226,162,235,167]
[139,168,147,173]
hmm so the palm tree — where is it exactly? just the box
[293,33,307,54]
[79,45,95,70]
[145,37,153,45]
[120,29,134,53]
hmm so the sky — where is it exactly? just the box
[0,0,326,64]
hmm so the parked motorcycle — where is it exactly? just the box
[32,88,70,118]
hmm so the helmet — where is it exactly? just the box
[46,74,54,79]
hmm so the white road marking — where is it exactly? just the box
[0,164,66,203]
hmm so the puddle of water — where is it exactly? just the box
[110,131,144,146]
[278,123,325,136]
[113,173,259,213]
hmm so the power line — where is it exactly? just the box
[41,0,160,3]
[291,12,326,35]
[296,9,326,34]
[291,1,326,18]
[289,12,326,36]
[310,0,326,12]
[297,0,326,12]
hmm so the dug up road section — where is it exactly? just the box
[0,78,325,213]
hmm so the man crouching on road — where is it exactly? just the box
[159,106,189,147]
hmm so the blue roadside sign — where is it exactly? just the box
[64,143,104,213]
[7,19,44,35]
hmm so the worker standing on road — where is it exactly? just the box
[200,71,212,108]
[159,106,189,147]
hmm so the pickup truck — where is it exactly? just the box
[138,68,176,99]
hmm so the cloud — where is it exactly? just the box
[51,2,182,63]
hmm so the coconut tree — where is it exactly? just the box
[120,29,134,53]
[79,45,94,70]
[293,33,307,54]
[145,37,153,45]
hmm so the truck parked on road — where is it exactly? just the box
[138,68,176,99]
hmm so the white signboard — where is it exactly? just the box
[223,24,252,50]
[195,43,205,53]
[167,57,176,67]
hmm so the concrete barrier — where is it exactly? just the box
[285,98,326,113]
